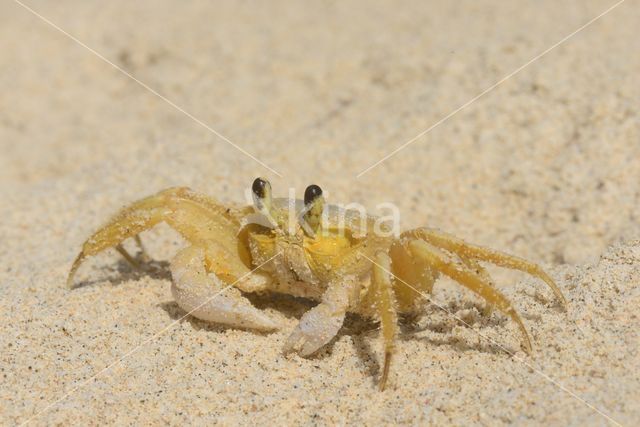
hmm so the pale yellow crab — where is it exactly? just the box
[67,178,567,390]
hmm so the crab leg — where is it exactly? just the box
[67,187,254,289]
[371,251,398,391]
[67,188,186,288]
[114,236,151,269]
[408,240,532,354]
[134,235,151,262]
[458,255,495,316]
[412,228,567,308]
[115,244,141,269]
[170,245,279,331]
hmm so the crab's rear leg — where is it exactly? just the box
[133,235,151,262]
[113,235,151,268]
[114,236,152,269]
[458,256,496,317]
[170,245,278,331]
[408,240,532,354]
[413,228,567,309]
[67,188,185,288]
[114,244,142,269]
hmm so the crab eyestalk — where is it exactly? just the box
[252,177,273,214]
[303,184,324,236]
[252,177,282,229]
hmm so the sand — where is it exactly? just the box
[1,0,639,425]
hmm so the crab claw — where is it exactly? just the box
[283,301,345,356]
[171,245,280,331]
[172,280,280,331]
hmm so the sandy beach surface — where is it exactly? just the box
[1,1,639,425]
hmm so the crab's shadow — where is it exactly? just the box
[400,323,515,356]
[71,256,171,289]
[159,294,514,387]
[75,255,519,383]
[398,302,523,357]
[158,291,383,378]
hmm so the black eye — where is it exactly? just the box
[252,177,268,198]
[304,184,322,205]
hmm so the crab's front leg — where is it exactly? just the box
[171,244,279,331]
[283,277,358,356]
[371,251,398,391]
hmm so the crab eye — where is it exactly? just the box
[251,177,273,216]
[302,184,324,237]
[304,184,322,206]
[252,177,270,199]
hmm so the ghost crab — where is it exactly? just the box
[68,178,567,390]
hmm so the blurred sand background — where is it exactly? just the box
[1,0,639,425]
